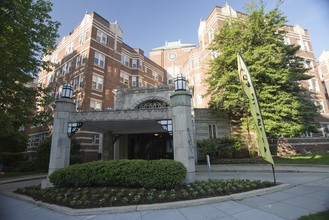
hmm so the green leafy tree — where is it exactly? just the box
[207,1,319,137]
[0,0,60,151]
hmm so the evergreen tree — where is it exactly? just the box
[207,1,319,137]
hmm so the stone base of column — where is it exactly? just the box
[184,171,196,184]
[41,178,53,189]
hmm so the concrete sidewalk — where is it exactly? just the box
[0,164,329,220]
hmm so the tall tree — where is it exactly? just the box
[207,1,319,138]
[0,0,59,151]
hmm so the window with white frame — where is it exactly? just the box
[76,52,86,68]
[315,100,325,113]
[124,74,129,85]
[132,59,137,69]
[152,73,158,81]
[132,75,137,87]
[211,50,218,59]
[72,75,83,91]
[314,79,320,93]
[48,72,55,84]
[209,28,215,42]
[307,79,313,92]
[96,29,107,45]
[138,59,143,70]
[94,51,105,68]
[92,74,104,91]
[283,36,290,45]
[84,29,89,41]
[303,41,309,51]
[65,42,74,56]
[120,71,124,83]
[73,75,80,90]
[208,124,217,138]
[121,55,130,67]
[78,34,83,45]
[75,98,82,111]
[76,54,81,68]
[90,98,102,111]
[138,78,143,87]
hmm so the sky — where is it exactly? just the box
[49,0,329,60]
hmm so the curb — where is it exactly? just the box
[1,183,292,216]
[0,174,47,185]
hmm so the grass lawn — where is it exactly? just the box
[274,153,329,165]
[0,171,43,180]
[298,209,329,220]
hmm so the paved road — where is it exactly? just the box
[0,165,329,220]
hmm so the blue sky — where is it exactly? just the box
[49,0,329,60]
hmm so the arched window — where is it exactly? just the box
[136,100,169,109]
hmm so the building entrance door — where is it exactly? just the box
[128,133,173,160]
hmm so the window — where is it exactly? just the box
[138,59,143,70]
[73,74,84,90]
[96,29,107,45]
[75,98,82,111]
[208,124,217,138]
[78,34,83,45]
[132,75,137,87]
[94,51,105,68]
[76,55,81,68]
[92,74,104,91]
[283,36,290,45]
[209,28,215,42]
[153,73,158,81]
[298,40,309,51]
[90,98,102,111]
[138,78,143,87]
[307,79,313,92]
[124,75,129,85]
[314,79,320,93]
[121,55,130,67]
[76,52,86,68]
[65,42,74,56]
[84,29,89,41]
[211,50,218,59]
[132,59,137,69]
[48,72,55,83]
[120,71,124,83]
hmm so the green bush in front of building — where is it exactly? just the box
[197,136,241,159]
[49,159,187,189]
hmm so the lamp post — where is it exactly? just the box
[61,84,74,99]
[174,74,186,91]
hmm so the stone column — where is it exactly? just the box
[102,131,113,160]
[42,97,75,188]
[170,90,195,182]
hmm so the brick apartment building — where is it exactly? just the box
[151,3,329,136]
[27,12,167,160]
[27,3,329,159]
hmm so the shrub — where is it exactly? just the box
[197,136,241,159]
[1,152,25,171]
[49,159,187,189]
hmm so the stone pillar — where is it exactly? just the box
[170,90,195,182]
[102,131,113,160]
[42,97,75,188]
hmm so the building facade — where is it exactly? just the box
[30,3,329,161]
[28,12,168,160]
[150,3,329,137]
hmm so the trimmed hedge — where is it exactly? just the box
[49,159,187,189]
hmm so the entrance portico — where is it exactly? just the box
[42,80,196,188]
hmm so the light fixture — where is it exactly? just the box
[61,84,74,99]
[174,74,186,91]
[67,122,83,138]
